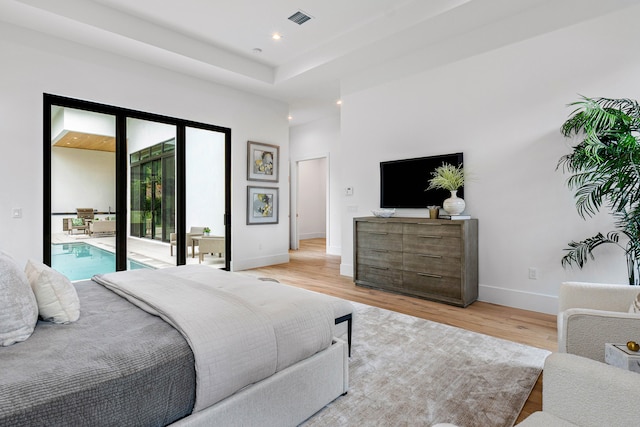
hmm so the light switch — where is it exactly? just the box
[12,208,22,219]
[345,187,354,196]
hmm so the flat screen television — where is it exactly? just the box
[380,152,463,208]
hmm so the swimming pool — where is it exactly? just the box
[51,243,151,281]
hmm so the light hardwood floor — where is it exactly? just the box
[246,238,557,424]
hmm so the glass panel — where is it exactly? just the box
[50,106,118,280]
[185,127,226,267]
[151,143,162,157]
[127,118,176,268]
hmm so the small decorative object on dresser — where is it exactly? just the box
[371,209,395,218]
[203,227,211,236]
[427,206,439,219]
[426,163,466,215]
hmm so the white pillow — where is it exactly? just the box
[25,259,80,324]
[0,252,38,346]
[630,292,640,314]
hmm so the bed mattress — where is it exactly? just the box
[0,280,195,426]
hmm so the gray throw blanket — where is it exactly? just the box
[93,266,334,412]
[0,281,195,426]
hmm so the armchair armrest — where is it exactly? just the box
[559,282,638,313]
[542,353,640,426]
[558,308,640,362]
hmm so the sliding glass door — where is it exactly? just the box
[48,106,118,279]
[44,94,231,278]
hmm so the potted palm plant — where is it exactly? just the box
[427,163,465,214]
[559,96,640,285]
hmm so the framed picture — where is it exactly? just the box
[247,141,279,182]
[247,186,279,225]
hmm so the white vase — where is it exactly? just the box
[443,190,465,215]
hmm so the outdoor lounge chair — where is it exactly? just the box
[170,226,205,257]
[66,208,95,235]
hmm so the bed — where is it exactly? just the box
[0,263,352,426]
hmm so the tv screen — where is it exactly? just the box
[380,153,463,208]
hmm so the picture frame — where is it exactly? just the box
[247,186,279,225]
[247,141,279,182]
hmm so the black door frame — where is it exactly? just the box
[43,93,232,270]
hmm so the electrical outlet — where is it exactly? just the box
[528,267,538,280]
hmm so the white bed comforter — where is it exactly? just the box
[93,266,334,412]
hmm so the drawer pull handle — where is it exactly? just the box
[369,232,389,235]
[371,266,389,271]
[417,223,442,226]
[418,235,442,239]
[372,249,388,253]
[418,254,442,259]
[418,272,442,279]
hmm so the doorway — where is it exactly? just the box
[291,156,329,251]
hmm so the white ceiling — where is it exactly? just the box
[1,0,639,125]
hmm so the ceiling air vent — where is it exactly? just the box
[288,10,312,25]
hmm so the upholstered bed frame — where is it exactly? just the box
[174,337,348,426]
[1,260,352,426]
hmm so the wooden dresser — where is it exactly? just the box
[353,216,478,307]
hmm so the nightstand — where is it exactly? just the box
[605,343,640,373]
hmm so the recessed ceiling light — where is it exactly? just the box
[336,100,342,105]
[288,115,293,120]
[272,33,282,40]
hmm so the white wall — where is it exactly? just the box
[290,114,341,255]
[298,158,327,240]
[0,22,289,271]
[338,7,640,314]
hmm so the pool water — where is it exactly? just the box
[51,243,150,281]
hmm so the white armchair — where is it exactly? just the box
[558,281,640,362]
[517,353,640,426]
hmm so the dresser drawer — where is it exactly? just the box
[403,234,462,257]
[403,253,461,278]
[403,271,462,300]
[403,222,461,238]
[357,221,404,234]
[356,230,403,252]
[357,248,402,269]
[356,265,403,290]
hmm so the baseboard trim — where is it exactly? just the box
[327,245,341,256]
[479,284,558,315]
[340,263,353,277]
[232,253,290,272]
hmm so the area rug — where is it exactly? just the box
[302,302,550,427]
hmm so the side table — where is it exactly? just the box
[604,343,640,373]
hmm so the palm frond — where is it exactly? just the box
[561,232,622,269]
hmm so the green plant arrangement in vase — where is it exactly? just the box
[427,163,465,215]
[203,227,211,236]
[559,96,640,285]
